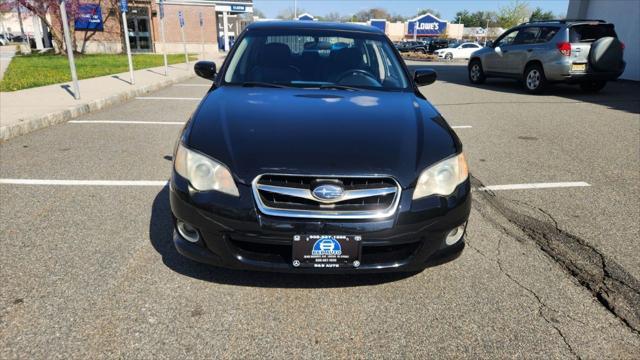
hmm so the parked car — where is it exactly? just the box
[396,40,428,53]
[468,19,625,93]
[435,42,483,60]
[427,38,451,54]
[0,34,7,46]
[171,21,471,273]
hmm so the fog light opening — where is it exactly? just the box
[445,225,465,246]
[177,220,200,243]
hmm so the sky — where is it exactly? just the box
[253,0,569,21]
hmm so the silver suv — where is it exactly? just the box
[468,20,625,93]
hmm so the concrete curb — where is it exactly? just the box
[0,72,195,142]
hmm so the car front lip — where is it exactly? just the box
[169,172,471,273]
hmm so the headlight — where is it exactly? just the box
[174,143,240,196]
[412,153,468,199]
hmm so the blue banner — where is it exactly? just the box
[75,4,103,31]
[407,14,447,36]
[119,0,127,13]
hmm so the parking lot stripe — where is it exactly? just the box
[135,96,201,100]
[69,120,185,125]
[451,126,472,129]
[478,182,591,191]
[0,179,168,186]
[174,84,211,87]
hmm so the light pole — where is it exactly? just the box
[199,12,205,59]
[59,0,80,99]
[178,11,189,64]
[158,0,168,75]
[485,20,489,46]
[120,0,135,85]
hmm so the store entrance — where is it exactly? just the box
[127,7,152,52]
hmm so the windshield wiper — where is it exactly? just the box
[317,84,363,91]
[240,82,289,88]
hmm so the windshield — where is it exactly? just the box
[223,29,409,91]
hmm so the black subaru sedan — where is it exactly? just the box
[170,21,470,273]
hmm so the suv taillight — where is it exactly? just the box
[557,42,571,56]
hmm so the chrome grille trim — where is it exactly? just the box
[251,174,402,219]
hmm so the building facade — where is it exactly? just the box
[71,0,253,54]
[567,0,639,81]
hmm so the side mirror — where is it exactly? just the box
[494,46,502,53]
[414,69,437,86]
[194,61,217,80]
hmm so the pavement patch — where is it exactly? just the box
[472,175,640,334]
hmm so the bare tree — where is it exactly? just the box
[416,8,442,18]
[277,7,306,20]
[497,0,530,29]
[13,0,81,53]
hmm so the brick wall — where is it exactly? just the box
[68,1,222,54]
[157,4,218,45]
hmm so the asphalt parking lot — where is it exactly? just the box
[1,61,639,358]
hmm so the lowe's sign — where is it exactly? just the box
[407,13,447,36]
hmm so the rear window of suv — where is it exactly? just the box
[570,24,617,43]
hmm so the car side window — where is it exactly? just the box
[537,27,559,43]
[462,44,476,48]
[495,30,519,47]
[513,27,540,45]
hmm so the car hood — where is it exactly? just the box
[188,87,460,188]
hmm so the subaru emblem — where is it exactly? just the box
[312,184,344,201]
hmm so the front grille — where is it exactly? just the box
[252,174,401,219]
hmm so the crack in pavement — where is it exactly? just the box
[469,175,640,336]
[466,240,581,359]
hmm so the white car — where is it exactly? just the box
[435,42,483,60]
[0,35,7,46]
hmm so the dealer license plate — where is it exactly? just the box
[571,63,586,72]
[292,235,362,269]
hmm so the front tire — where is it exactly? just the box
[468,60,486,84]
[523,64,547,94]
[445,53,453,60]
[579,80,607,93]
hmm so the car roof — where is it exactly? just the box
[246,21,383,34]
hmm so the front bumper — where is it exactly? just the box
[169,174,471,273]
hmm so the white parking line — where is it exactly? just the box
[478,182,591,191]
[174,84,211,87]
[135,96,201,100]
[69,120,185,125]
[451,126,472,129]
[0,179,168,186]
